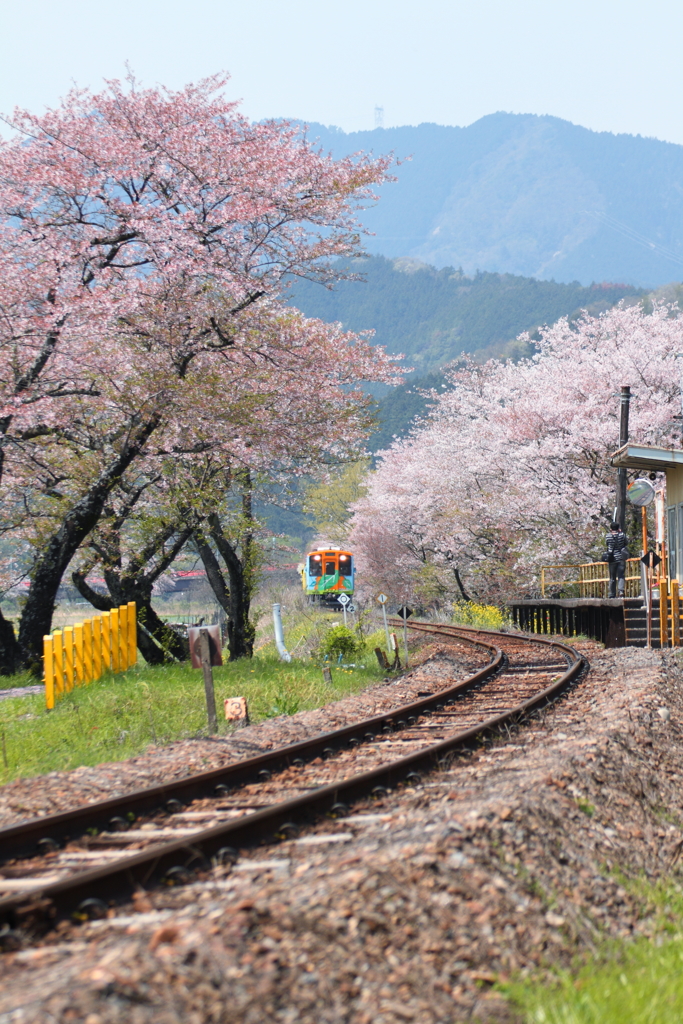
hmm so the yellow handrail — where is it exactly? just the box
[540,560,642,598]
[43,602,137,710]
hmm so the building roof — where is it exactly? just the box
[610,443,683,471]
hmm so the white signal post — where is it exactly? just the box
[338,592,350,626]
[376,592,390,652]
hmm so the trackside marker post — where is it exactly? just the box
[189,625,223,736]
[202,630,217,734]
[376,592,390,653]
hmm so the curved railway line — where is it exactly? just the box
[0,621,587,942]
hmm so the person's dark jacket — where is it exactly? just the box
[605,530,629,562]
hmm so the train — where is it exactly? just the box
[299,547,355,607]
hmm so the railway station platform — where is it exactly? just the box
[510,597,662,648]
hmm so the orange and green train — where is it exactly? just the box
[299,547,355,606]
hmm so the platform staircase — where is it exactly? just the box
[623,596,682,648]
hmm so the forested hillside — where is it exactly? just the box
[290,256,641,449]
[290,256,639,377]
[302,114,683,287]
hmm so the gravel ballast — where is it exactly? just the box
[2,642,683,1022]
[0,644,483,829]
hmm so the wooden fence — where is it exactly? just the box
[43,602,137,709]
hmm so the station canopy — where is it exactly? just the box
[610,443,683,471]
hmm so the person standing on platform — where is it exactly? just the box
[606,522,629,598]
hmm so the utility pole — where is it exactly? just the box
[616,385,631,530]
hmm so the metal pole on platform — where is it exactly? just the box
[616,385,631,531]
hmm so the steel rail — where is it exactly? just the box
[0,632,500,865]
[0,625,586,932]
[391,618,585,666]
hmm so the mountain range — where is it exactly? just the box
[303,113,683,288]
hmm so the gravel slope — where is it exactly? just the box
[2,642,683,1023]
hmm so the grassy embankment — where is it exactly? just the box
[505,880,683,1023]
[0,599,389,784]
[0,592,507,784]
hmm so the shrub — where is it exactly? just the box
[317,624,365,661]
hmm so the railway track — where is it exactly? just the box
[0,623,587,940]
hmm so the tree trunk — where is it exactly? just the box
[194,530,231,615]
[72,539,192,666]
[206,474,257,661]
[0,608,23,675]
[453,565,473,603]
[15,414,161,675]
[71,571,173,665]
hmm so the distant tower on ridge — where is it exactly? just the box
[374,105,384,129]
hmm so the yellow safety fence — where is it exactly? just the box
[658,578,683,648]
[43,602,137,710]
[540,559,642,599]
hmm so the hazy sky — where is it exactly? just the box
[2,0,682,143]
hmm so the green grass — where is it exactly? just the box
[506,882,683,1023]
[0,653,384,784]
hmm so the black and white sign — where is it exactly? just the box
[376,593,388,605]
[338,593,350,606]
[397,606,413,620]
[347,604,356,613]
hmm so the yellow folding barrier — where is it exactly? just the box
[43,602,137,710]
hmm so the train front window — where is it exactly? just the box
[339,554,351,575]
[309,556,322,576]
[324,561,336,575]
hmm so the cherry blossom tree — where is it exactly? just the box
[63,303,399,662]
[0,73,397,672]
[351,302,683,606]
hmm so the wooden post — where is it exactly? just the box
[660,577,669,649]
[53,631,64,698]
[63,627,74,692]
[672,581,681,648]
[110,608,120,672]
[74,623,84,685]
[101,611,111,671]
[92,617,102,680]
[127,601,137,668]
[44,636,55,710]
[82,620,93,684]
[118,604,127,669]
[199,628,218,735]
[390,631,401,670]
[374,647,390,670]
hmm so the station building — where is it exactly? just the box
[511,442,683,648]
